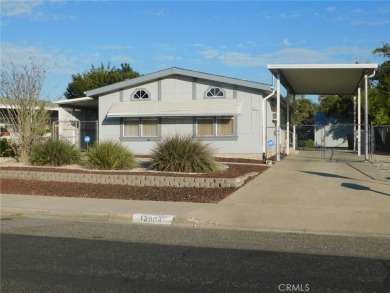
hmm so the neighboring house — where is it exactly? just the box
[314,112,356,149]
[56,67,287,159]
[0,98,59,138]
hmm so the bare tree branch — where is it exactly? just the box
[0,58,50,162]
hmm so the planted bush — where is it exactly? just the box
[0,139,16,157]
[30,139,81,166]
[149,134,219,173]
[85,141,137,170]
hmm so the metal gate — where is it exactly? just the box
[370,125,390,171]
[266,124,369,162]
[53,120,98,149]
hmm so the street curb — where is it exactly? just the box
[2,207,390,239]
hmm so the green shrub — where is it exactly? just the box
[30,139,82,166]
[303,140,315,148]
[149,134,219,173]
[85,141,137,170]
[0,139,16,157]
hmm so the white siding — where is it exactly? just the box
[161,77,193,101]
[99,93,121,141]
[98,75,276,158]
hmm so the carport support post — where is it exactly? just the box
[286,90,290,155]
[276,74,281,162]
[357,87,361,156]
[293,94,296,151]
[353,95,356,151]
[364,75,369,161]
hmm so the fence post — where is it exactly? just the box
[293,124,296,150]
[370,124,375,163]
[96,120,99,145]
[286,122,290,155]
[321,126,326,161]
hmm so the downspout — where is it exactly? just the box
[262,88,276,160]
[364,70,376,161]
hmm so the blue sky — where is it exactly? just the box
[1,0,389,102]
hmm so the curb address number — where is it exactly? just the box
[133,214,175,225]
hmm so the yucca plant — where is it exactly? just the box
[85,140,137,170]
[30,139,82,166]
[149,134,219,173]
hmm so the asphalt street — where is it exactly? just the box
[1,218,389,292]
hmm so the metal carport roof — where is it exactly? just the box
[267,64,377,95]
[267,63,378,162]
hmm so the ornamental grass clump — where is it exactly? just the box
[149,134,219,173]
[85,141,137,170]
[29,139,82,166]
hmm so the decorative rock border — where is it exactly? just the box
[0,170,259,188]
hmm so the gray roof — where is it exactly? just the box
[85,67,273,97]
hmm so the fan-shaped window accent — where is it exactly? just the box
[132,89,150,100]
[205,87,225,98]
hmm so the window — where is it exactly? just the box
[132,89,150,100]
[124,118,158,137]
[205,87,225,98]
[124,119,140,136]
[197,118,214,136]
[143,119,158,136]
[196,117,234,137]
[217,118,234,136]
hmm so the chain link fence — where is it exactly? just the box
[265,124,371,161]
[53,120,98,149]
[370,125,390,177]
[265,125,291,160]
[295,124,360,150]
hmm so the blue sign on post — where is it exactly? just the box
[268,139,275,147]
[84,136,91,143]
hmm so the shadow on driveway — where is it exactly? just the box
[299,171,390,188]
[341,183,390,197]
[299,171,354,180]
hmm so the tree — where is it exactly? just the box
[373,43,390,58]
[64,63,141,99]
[294,95,318,125]
[318,95,355,120]
[370,43,390,125]
[0,59,50,163]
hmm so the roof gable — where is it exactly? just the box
[85,67,272,97]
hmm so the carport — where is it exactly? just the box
[267,64,378,162]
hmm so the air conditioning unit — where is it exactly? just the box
[271,112,277,121]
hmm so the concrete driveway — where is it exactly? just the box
[183,151,390,236]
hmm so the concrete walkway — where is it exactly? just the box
[1,152,390,237]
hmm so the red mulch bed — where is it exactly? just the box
[0,179,236,203]
[0,162,269,203]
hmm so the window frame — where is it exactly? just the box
[204,86,225,99]
[216,117,234,136]
[122,117,160,140]
[131,89,151,101]
[195,116,236,139]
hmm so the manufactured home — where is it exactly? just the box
[57,67,288,159]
